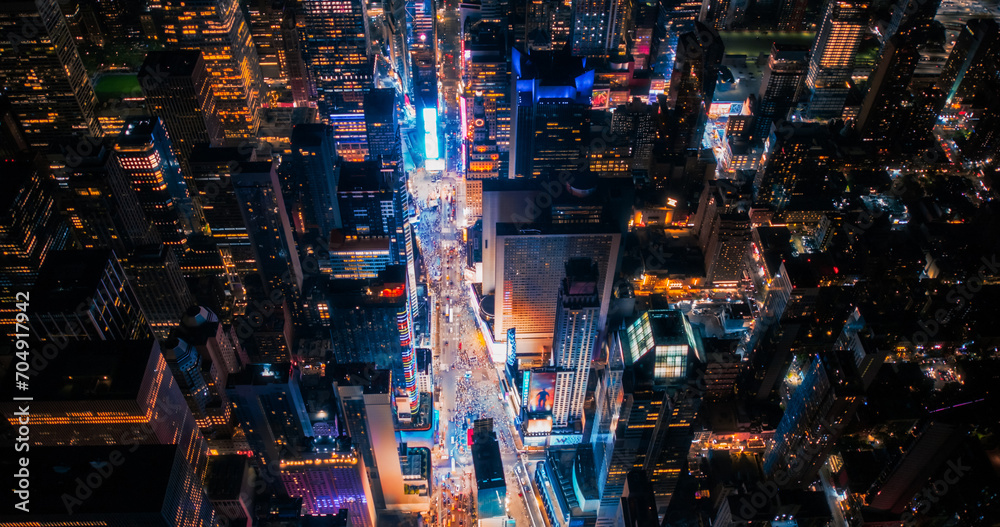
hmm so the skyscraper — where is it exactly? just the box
[29,249,151,342]
[60,141,160,254]
[0,153,68,337]
[465,21,511,173]
[232,161,303,295]
[281,448,377,526]
[804,0,869,118]
[156,0,265,142]
[660,23,724,155]
[0,0,102,146]
[301,0,373,118]
[937,18,1000,105]
[703,212,751,286]
[552,258,602,428]
[510,47,594,180]
[0,339,209,480]
[226,363,312,471]
[114,117,197,246]
[139,50,224,176]
[763,350,864,488]
[0,445,216,527]
[127,244,198,339]
[753,43,809,142]
[364,89,402,175]
[856,32,921,144]
[330,364,405,511]
[289,124,343,237]
[188,145,257,278]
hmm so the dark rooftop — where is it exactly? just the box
[0,445,178,515]
[205,455,250,501]
[0,339,154,401]
[329,363,392,394]
[472,436,505,490]
[140,50,202,78]
[31,248,116,312]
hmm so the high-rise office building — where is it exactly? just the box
[0,445,215,527]
[619,310,696,386]
[763,350,864,488]
[409,0,437,108]
[289,124,343,237]
[127,244,198,339]
[611,98,658,171]
[232,161,303,295]
[552,258,601,428]
[753,43,809,142]
[754,123,836,210]
[525,0,573,51]
[0,154,68,337]
[805,0,869,118]
[644,392,699,519]
[330,364,407,511]
[139,50,224,176]
[856,33,921,144]
[866,420,965,514]
[301,0,373,118]
[188,145,257,278]
[703,212,751,286]
[60,141,160,254]
[0,339,209,479]
[510,48,594,180]
[226,363,312,470]
[937,18,999,105]
[482,179,625,355]
[465,21,511,173]
[659,23,723,155]
[114,117,197,246]
[337,161,409,259]
[246,0,291,83]
[364,89,402,175]
[156,0,265,142]
[0,0,102,147]
[204,454,256,526]
[571,0,614,56]
[281,447,377,526]
[29,249,151,342]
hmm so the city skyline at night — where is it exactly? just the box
[2,0,1000,526]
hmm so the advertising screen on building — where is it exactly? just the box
[526,371,556,414]
[506,328,516,367]
[423,107,439,160]
[526,417,553,435]
[592,89,610,110]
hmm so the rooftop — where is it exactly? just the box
[0,445,179,515]
[31,249,116,312]
[0,339,154,401]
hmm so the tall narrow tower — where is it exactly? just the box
[0,0,102,146]
[157,0,265,143]
[552,258,601,428]
[805,0,869,119]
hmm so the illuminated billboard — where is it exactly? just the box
[525,417,552,435]
[506,328,516,367]
[526,371,556,414]
[592,89,610,110]
[422,107,439,160]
